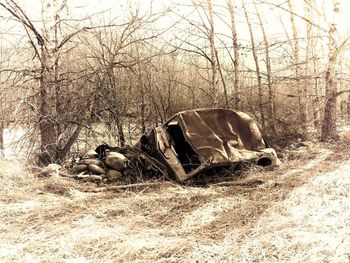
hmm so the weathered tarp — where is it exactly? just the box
[140,108,279,181]
[167,109,266,164]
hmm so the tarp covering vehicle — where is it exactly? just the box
[139,108,280,181]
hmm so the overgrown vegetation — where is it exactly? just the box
[0,0,349,161]
[1,2,349,261]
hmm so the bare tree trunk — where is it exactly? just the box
[254,1,275,133]
[242,0,265,132]
[135,46,147,134]
[304,0,312,130]
[305,0,321,131]
[288,0,307,133]
[321,25,338,140]
[0,120,4,153]
[227,0,240,109]
[53,0,62,138]
[116,116,125,147]
[313,76,321,130]
[57,125,82,162]
[207,0,218,107]
[215,50,229,107]
[347,94,350,121]
[320,1,350,140]
[140,82,146,134]
[321,65,337,140]
[39,44,57,158]
[0,41,4,154]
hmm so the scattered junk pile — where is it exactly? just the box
[71,148,128,184]
[69,145,167,184]
[67,108,281,185]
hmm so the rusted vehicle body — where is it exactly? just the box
[139,108,280,182]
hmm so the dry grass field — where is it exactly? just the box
[1,141,350,262]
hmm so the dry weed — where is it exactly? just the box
[0,141,349,262]
[229,160,350,262]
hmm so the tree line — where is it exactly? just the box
[0,0,349,162]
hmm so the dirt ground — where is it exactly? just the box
[0,141,350,262]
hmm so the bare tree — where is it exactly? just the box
[321,1,350,140]
[206,0,219,107]
[288,0,308,133]
[242,0,265,131]
[304,0,321,131]
[174,0,233,107]
[0,99,3,155]
[254,0,275,133]
[226,0,241,109]
[0,1,111,161]
[0,29,4,154]
[0,0,58,160]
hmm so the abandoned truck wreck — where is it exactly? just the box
[138,108,280,182]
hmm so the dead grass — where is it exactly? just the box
[229,161,350,262]
[0,140,350,262]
